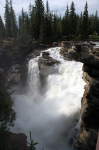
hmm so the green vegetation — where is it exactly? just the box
[0,72,16,150]
[27,131,38,150]
[0,0,99,44]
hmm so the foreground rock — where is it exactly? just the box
[61,41,99,150]
[8,133,27,150]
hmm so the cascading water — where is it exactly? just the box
[12,47,85,150]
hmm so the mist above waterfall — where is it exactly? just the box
[11,47,85,150]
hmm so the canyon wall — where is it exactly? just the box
[61,41,99,150]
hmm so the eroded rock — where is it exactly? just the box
[60,41,99,150]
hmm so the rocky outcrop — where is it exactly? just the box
[60,41,99,150]
[76,47,99,150]
[38,52,60,77]
[60,41,93,61]
[38,52,60,88]
[0,43,50,86]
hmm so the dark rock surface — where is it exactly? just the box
[38,52,60,88]
[60,41,93,61]
[0,43,50,86]
[38,52,60,76]
[8,133,27,150]
[61,41,99,150]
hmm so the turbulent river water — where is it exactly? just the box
[12,47,85,150]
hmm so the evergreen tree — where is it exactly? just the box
[10,0,17,38]
[34,0,44,39]
[18,8,30,41]
[4,0,11,37]
[29,5,36,39]
[62,4,70,36]
[81,1,89,39]
[69,2,76,36]
[39,0,53,44]
[52,14,58,41]
[76,13,83,36]
[57,15,62,38]
[0,16,5,38]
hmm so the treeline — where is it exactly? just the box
[0,0,99,43]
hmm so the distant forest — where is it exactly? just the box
[0,0,99,43]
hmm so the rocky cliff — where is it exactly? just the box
[0,42,50,86]
[61,41,99,150]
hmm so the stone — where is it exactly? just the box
[8,133,27,150]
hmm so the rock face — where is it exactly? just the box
[8,133,27,150]
[77,47,99,150]
[61,41,99,150]
[60,41,93,61]
[38,52,60,87]
[38,52,60,76]
[0,43,50,86]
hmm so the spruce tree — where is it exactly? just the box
[52,14,58,41]
[76,13,83,36]
[10,0,17,38]
[62,4,70,36]
[41,0,52,43]
[29,5,36,39]
[4,0,11,37]
[0,16,5,38]
[81,1,89,39]
[34,0,44,39]
[69,1,76,36]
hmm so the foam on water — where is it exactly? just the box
[12,47,85,150]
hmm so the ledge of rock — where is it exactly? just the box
[38,52,60,77]
[61,41,99,150]
[38,52,60,88]
[60,41,93,61]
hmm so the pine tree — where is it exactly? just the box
[65,4,70,36]
[62,4,70,36]
[34,0,44,39]
[10,0,17,38]
[69,1,76,36]
[4,0,11,37]
[52,14,58,41]
[81,1,89,39]
[0,16,5,38]
[29,5,36,39]
[41,0,52,43]
[76,13,83,36]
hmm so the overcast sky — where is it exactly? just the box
[0,0,99,22]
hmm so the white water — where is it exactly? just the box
[12,47,85,150]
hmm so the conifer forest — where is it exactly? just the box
[0,0,99,43]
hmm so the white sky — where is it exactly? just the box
[0,0,99,22]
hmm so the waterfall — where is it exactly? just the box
[12,47,85,150]
[28,58,40,94]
